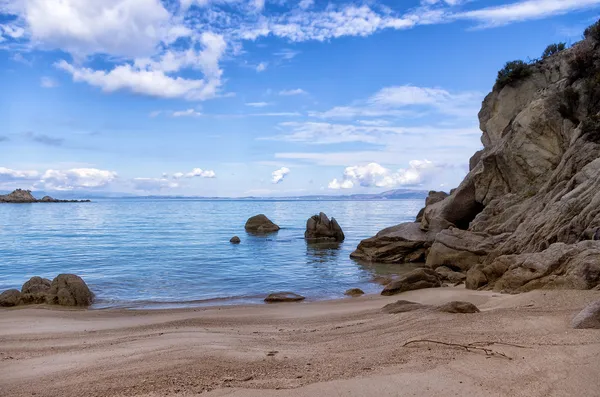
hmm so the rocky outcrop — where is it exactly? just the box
[437,301,480,313]
[351,223,433,263]
[353,28,600,293]
[0,289,21,307]
[0,189,90,203]
[305,213,345,242]
[415,191,449,222]
[572,300,600,329]
[21,276,52,304]
[245,214,280,233]
[344,288,365,297]
[381,268,441,296]
[264,292,305,303]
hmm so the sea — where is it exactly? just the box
[0,199,424,309]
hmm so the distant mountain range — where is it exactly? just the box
[0,188,429,201]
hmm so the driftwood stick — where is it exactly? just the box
[402,339,513,360]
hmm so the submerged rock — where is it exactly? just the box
[344,288,365,297]
[0,289,21,307]
[381,268,442,296]
[572,300,600,329]
[305,212,345,242]
[21,276,52,304]
[230,236,241,244]
[47,274,94,307]
[264,292,305,303]
[437,301,480,313]
[245,214,280,234]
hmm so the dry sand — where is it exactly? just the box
[1,287,599,397]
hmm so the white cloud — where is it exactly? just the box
[454,0,600,28]
[186,168,216,178]
[279,88,306,96]
[328,161,435,190]
[298,0,314,10]
[0,167,39,182]
[41,168,118,190]
[256,62,267,72]
[357,119,391,126]
[40,76,58,88]
[271,166,290,184]
[132,177,178,191]
[172,108,202,117]
[56,32,227,100]
[245,102,269,107]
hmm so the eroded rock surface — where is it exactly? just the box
[352,33,600,292]
[21,276,52,304]
[305,213,345,242]
[381,268,441,296]
[572,300,600,329]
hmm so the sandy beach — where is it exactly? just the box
[1,287,599,397]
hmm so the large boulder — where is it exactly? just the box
[381,268,442,296]
[245,214,280,233]
[305,212,345,242]
[47,274,94,307]
[21,276,52,304]
[264,292,305,303]
[572,300,600,329]
[0,289,21,307]
[351,223,432,263]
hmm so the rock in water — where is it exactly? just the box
[382,300,429,314]
[245,214,280,233]
[21,276,52,304]
[0,189,37,203]
[437,301,480,313]
[230,236,241,244]
[305,212,345,242]
[381,268,442,296]
[47,274,94,307]
[264,292,305,303]
[572,300,600,329]
[0,289,22,307]
[344,288,365,297]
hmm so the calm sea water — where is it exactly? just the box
[0,199,423,308]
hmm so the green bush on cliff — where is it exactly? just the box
[495,60,532,90]
[542,43,566,59]
[584,19,600,41]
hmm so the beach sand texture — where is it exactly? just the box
[1,287,599,397]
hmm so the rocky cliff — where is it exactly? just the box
[352,26,600,293]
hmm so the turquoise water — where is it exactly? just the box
[0,199,423,308]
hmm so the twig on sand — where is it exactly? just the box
[467,341,530,349]
[402,339,513,360]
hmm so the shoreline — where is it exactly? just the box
[2,286,599,397]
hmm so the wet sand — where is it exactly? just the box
[1,287,599,397]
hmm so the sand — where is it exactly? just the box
[1,286,599,397]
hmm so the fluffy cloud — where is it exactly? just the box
[279,88,306,96]
[256,62,267,72]
[271,167,290,184]
[40,168,118,190]
[328,161,435,189]
[0,167,39,182]
[168,168,217,179]
[172,109,202,117]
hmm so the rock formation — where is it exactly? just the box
[572,300,600,329]
[245,214,280,233]
[344,288,365,297]
[264,292,305,303]
[381,268,441,296]
[305,212,345,242]
[0,189,90,203]
[0,274,94,307]
[352,27,600,293]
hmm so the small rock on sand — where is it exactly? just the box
[264,292,305,303]
[572,300,600,329]
[437,301,480,313]
[0,289,21,307]
[382,300,428,314]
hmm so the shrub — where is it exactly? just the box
[584,19,600,41]
[495,60,533,90]
[569,49,596,82]
[542,43,566,59]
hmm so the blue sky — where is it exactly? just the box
[0,0,598,196]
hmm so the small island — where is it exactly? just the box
[0,189,91,203]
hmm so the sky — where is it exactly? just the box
[0,0,598,197]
